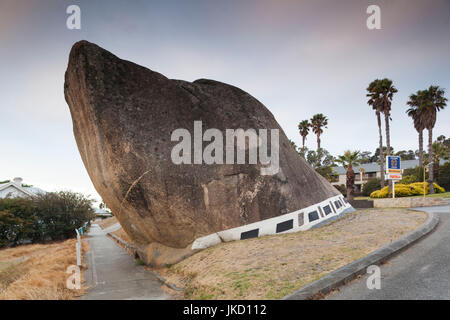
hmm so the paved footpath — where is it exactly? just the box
[327,204,450,300]
[82,224,171,300]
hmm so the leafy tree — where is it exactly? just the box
[403,166,428,183]
[0,191,95,247]
[438,162,450,191]
[372,146,394,163]
[335,150,360,200]
[395,150,416,160]
[432,141,450,182]
[359,151,373,164]
[34,191,95,241]
[362,178,382,196]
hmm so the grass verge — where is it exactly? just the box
[158,208,427,300]
[0,238,89,300]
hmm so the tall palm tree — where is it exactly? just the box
[298,120,310,150]
[335,150,360,201]
[310,114,328,166]
[369,79,397,193]
[378,79,398,159]
[406,91,426,168]
[422,86,448,193]
[367,81,385,188]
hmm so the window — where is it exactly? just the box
[240,229,259,240]
[308,211,320,222]
[334,200,341,209]
[276,219,293,233]
[323,205,332,215]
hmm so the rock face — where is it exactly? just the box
[64,41,341,265]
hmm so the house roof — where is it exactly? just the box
[0,180,46,198]
[332,159,448,175]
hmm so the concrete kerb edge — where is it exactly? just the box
[106,232,184,292]
[282,210,439,300]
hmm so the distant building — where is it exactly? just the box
[95,208,113,218]
[331,159,448,192]
[0,177,46,199]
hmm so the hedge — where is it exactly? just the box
[0,191,95,248]
[370,182,445,198]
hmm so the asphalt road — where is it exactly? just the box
[326,204,450,300]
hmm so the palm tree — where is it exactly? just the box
[335,150,360,201]
[379,79,397,158]
[406,91,426,168]
[367,81,385,188]
[368,79,398,192]
[310,114,328,166]
[421,85,447,193]
[298,120,310,151]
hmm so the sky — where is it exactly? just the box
[1,0,449,205]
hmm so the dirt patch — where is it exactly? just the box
[96,216,118,229]
[0,238,89,300]
[158,209,427,300]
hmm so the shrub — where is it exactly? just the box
[362,178,381,196]
[403,167,427,182]
[438,162,450,191]
[400,175,419,184]
[0,191,95,247]
[370,182,445,198]
[409,182,445,194]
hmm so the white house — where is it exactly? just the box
[0,177,46,199]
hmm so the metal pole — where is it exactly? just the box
[75,228,82,267]
[393,180,396,199]
[423,165,426,197]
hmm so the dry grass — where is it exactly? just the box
[96,216,118,229]
[0,238,89,300]
[159,209,427,300]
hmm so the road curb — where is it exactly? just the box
[282,210,439,300]
[108,232,138,257]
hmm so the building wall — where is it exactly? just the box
[0,186,29,198]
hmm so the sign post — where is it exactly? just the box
[75,228,81,267]
[386,156,401,198]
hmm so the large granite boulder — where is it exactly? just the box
[64,41,342,266]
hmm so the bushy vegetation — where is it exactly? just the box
[438,162,450,191]
[0,191,94,248]
[370,182,445,198]
[362,178,381,196]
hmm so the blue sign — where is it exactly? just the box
[386,156,401,170]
